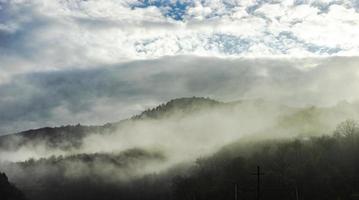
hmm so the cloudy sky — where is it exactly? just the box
[1,0,359,134]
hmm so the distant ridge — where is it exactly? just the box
[0,97,221,151]
[1,97,358,152]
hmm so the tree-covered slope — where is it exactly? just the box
[3,120,359,200]
[172,120,359,200]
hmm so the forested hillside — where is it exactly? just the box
[2,120,359,200]
[1,97,359,153]
[173,120,359,200]
[1,98,359,200]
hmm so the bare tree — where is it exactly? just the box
[334,119,359,138]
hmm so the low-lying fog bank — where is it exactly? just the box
[1,98,359,188]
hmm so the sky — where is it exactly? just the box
[1,0,359,134]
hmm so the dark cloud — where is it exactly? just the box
[0,56,358,134]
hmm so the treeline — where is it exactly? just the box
[4,149,172,200]
[0,123,117,151]
[132,97,220,120]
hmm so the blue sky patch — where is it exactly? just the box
[130,0,193,20]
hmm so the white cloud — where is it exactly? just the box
[1,0,359,77]
[1,0,359,133]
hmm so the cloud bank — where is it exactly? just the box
[0,56,359,134]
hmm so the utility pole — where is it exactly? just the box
[251,166,265,200]
[295,185,299,200]
[234,183,238,200]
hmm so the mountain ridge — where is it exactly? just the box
[0,97,358,153]
[0,97,223,151]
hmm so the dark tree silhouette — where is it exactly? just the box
[0,172,26,200]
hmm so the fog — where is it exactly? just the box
[1,57,359,200]
[2,98,359,188]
